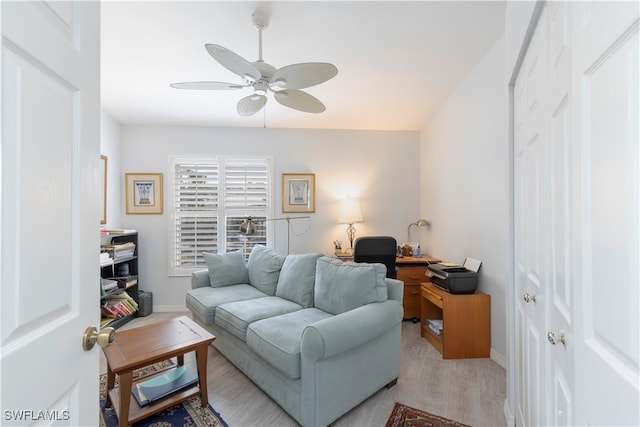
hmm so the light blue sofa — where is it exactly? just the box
[185,245,404,427]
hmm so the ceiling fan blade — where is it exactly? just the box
[237,94,267,116]
[205,44,262,83]
[274,90,326,113]
[170,81,246,90]
[270,63,338,90]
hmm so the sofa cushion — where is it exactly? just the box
[185,284,267,325]
[215,296,303,341]
[275,253,323,308]
[314,256,388,315]
[246,308,333,379]
[203,250,248,288]
[247,245,286,296]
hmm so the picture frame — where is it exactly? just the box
[125,173,163,214]
[100,155,107,224]
[282,173,315,213]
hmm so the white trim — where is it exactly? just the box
[490,348,507,369]
[152,305,189,313]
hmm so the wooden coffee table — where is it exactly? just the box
[102,316,215,427]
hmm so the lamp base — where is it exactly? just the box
[346,223,356,250]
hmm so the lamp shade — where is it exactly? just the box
[338,197,363,224]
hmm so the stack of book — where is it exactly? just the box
[426,319,443,336]
[101,291,138,320]
[101,278,119,294]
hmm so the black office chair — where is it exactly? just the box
[353,236,398,279]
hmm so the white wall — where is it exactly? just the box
[420,35,508,364]
[100,111,123,229]
[118,125,420,309]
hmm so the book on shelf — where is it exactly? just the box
[101,291,138,319]
[101,278,119,293]
[132,365,199,407]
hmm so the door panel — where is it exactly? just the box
[548,3,574,426]
[514,8,549,426]
[574,2,640,421]
[1,1,100,425]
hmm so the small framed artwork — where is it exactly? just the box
[282,173,316,213]
[125,173,163,214]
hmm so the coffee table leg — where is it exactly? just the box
[195,346,209,407]
[177,354,184,366]
[118,371,133,427]
[105,367,115,408]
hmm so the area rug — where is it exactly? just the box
[99,360,228,427]
[385,402,471,427]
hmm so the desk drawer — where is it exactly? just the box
[397,267,427,285]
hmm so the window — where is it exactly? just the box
[168,157,272,276]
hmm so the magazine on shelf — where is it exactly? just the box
[132,365,199,407]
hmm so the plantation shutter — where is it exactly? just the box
[172,161,219,272]
[169,157,271,275]
[225,159,269,257]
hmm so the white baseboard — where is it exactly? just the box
[152,305,189,313]
[490,348,507,369]
[504,399,515,426]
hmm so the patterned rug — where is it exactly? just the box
[385,402,471,427]
[99,360,228,427]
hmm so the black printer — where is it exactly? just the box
[426,259,480,294]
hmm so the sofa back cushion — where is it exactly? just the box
[314,256,388,315]
[275,253,323,308]
[247,245,286,295]
[203,250,249,287]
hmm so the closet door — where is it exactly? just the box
[572,2,639,425]
[514,7,550,426]
[514,1,639,425]
[546,3,574,425]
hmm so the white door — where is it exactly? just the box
[1,2,101,426]
[572,2,640,425]
[514,1,639,425]
[546,2,574,425]
[514,6,550,425]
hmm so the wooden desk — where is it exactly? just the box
[103,316,215,427]
[420,282,490,359]
[396,256,440,321]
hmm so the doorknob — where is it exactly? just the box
[523,292,537,303]
[82,326,115,351]
[547,330,566,346]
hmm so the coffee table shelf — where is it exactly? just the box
[108,381,201,424]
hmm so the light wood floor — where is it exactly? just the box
[100,312,506,426]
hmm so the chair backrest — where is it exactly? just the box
[353,236,398,279]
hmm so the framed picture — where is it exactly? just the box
[125,173,163,214]
[100,155,107,224]
[282,173,315,213]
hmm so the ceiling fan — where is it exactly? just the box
[170,11,338,117]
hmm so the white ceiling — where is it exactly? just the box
[101,1,506,131]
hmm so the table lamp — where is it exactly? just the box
[338,196,363,251]
[407,218,430,242]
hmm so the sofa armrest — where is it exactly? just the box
[385,278,403,303]
[301,300,403,361]
[191,269,210,289]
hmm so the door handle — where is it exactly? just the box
[547,330,566,346]
[82,325,115,351]
[523,292,537,303]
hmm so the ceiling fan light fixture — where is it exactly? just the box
[254,81,268,96]
[243,73,257,83]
